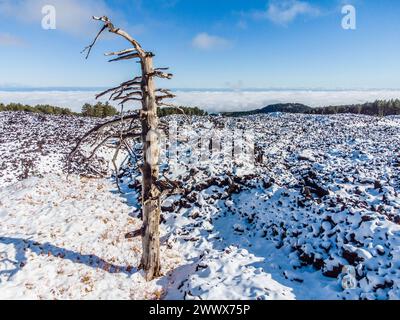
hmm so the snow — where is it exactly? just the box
[1,111,400,300]
[0,175,182,300]
[170,247,295,300]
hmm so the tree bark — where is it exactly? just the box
[140,55,161,280]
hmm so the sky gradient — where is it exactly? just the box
[0,0,399,89]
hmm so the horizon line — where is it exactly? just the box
[2,86,400,92]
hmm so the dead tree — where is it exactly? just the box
[74,16,178,281]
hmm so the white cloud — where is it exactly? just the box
[0,0,118,36]
[254,0,320,25]
[2,89,400,114]
[0,33,25,46]
[192,33,232,51]
[175,90,400,113]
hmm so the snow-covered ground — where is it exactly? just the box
[0,175,181,299]
[0,112,101,186]
[1,111,399,300]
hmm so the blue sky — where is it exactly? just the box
[0,0,399,89]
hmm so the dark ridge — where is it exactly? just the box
[222,103,312,117]
[222,100,400,117]
[307,99,400,116]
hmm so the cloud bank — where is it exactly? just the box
[2,89,400,113]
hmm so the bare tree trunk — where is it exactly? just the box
[140,55,161,280]
[78,16,176,281]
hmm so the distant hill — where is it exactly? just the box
[222,103,312,117]
[223,100,400,117]
[307,99,400,116]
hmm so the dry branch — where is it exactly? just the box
[69,113,139,160]
[81,25,107,59]
[151,71,173,79]
[108,53,141,62]
[105,48,137,56]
